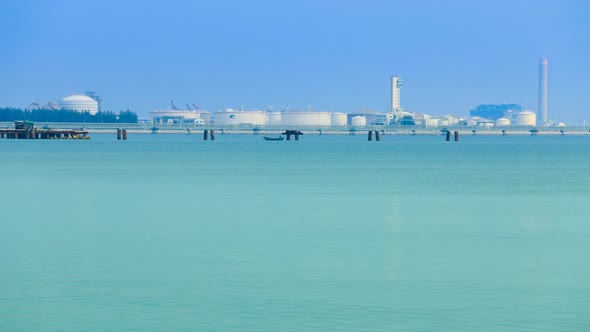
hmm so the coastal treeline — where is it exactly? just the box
[0,108,138,123]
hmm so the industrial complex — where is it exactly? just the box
[146,59,558,128]
[20,59,561,129]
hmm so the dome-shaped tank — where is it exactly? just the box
[495,117,510,126]
[515,111,536,126]
[351,116,366,126]
[59,94,99,115]
[331,112,347,126]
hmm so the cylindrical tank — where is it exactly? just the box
[331,112,347,126]
[351,116,366,126]
[515,111,536,126]
[267,112,281,126]
[213,110,268,125]
[58,94,99,115]
[495,117,510,126]
[280,112,331,126]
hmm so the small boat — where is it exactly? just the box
[263,136,284,141]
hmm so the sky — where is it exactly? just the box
[1,0,589,123]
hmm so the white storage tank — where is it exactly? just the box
[281,111,331,126]
[515,111,536,126]
[350,116,366,126]
[495,117,510,126]
[267,112,281,126]
[214,110,268,125]
[331,112,347,126]
[59,94,99,115]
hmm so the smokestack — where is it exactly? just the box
[538,59,548,125]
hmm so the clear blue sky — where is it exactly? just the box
[1,0,589,123]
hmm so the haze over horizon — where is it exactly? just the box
[1,0,589,123]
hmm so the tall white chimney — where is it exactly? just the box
[538,59,548,125]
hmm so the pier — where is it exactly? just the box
[0,121,90,140]
[2,121,589,137]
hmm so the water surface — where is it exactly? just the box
[1,134,589,331]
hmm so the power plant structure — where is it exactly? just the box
[538,58,548,125]
[390,75,403,122]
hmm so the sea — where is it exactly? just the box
[1,134,589,331]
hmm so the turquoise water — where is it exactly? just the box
[1,134,589,331]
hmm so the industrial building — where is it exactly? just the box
[390,76,402,120]
[347,110,390,126]
[150,109,210,125]
[469,104,522,121]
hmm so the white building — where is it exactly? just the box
[150,109,211,125]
